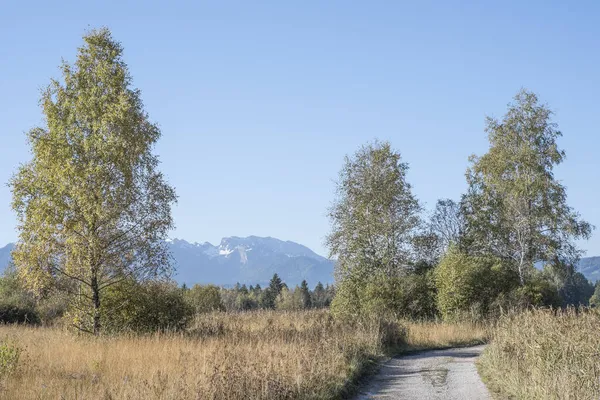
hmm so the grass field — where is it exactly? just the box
[0,311,487,399]
[478,308,600,400]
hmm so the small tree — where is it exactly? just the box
[10,28,177,334]
[299,280,312,309]
[263,273,284,309]
[311,282,327,308]
[275,287,303,311]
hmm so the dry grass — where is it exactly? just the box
[403,319,488,351]
[478,308,600,400]
[0,310,485,399]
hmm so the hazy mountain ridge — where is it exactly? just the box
[4,239,600,285]
[0,237,334,287]
[168,236,334,286]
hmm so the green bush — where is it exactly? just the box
[331,270,437,321]
[0,303,39,325]
[0,341,21,376]
[185,284,225,313]
[102,280,194,334]
[435,247,518,321]
[0,268,40,325]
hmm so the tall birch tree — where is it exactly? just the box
[464,89,591,284]
[10,28,177,335]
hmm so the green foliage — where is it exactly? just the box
[327,140,421,281]
[590,283,600,308]
[0,268,39,324]
[9,28,177,334]
[331,271,437,320]
[0,304,39,325]
[327,141,422,319]
[558,272,595,307]
[311,282,329,308]
[299,280,312,309]
[0,341,21,376]
[185,284,224,313]
[262,274,285,309]
[464,89,592,284]
[275,287,303,311]
[101,280,193,334]
[435,247,519,320]
[34,291,70,325]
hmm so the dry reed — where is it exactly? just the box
[0,310,485,399]
[478,308,600,400]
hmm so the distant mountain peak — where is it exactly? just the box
[166,236,333,286]
[0,236,333,286]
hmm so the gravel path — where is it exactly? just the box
[355,345,490,400]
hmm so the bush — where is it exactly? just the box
[0,268,40,325]
[0,341,21,376]
[331,270,437,321]
[185,284,225,313]
[35,291,69,326]
[435,247,518,321]
[102,280,194,334]
[0,303,39,325]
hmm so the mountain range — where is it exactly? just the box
[3,237,600,285]
[0,237,334,287]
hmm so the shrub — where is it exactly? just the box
[0,303,39,325]
[102,280,194,334]
[331,270,437,320]
[0,341,21,376]
[0,267,40,325]
[185,284,225,313]
[435,247,518,320]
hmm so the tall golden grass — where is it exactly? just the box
[0,310,486,399]
[478,308,600,400]
[403,319,488,350]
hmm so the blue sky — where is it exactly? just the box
[1,1,599,257]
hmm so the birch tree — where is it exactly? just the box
[326,140,421,281]
[10,28,177,335]
[464,89,591,284]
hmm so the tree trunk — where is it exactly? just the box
[91,275,101,336]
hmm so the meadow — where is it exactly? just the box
[478,308,600,400]
[0,310,487,399]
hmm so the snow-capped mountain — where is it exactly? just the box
[0,237,334,286]
[167,236,334,286]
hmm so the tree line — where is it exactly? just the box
[0,267,334,332]
[327,90,595,321]
[185,274,335,312]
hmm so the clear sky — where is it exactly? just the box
[1,1,599,257]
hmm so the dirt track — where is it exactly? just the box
[355,345,490,399]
